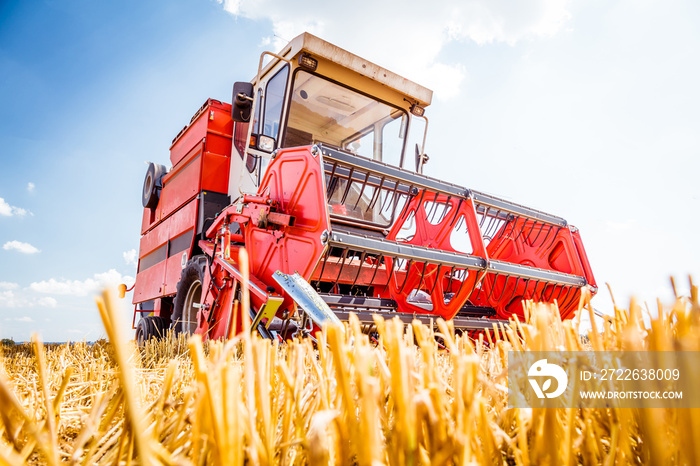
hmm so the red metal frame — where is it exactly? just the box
[384,194,487,319]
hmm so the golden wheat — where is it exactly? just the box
[0,278,698,465]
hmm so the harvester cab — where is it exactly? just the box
[129,32,597,344]
[228,34,431,198]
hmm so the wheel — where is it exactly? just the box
[135,315,168,347]
[171,255,208,335]
[142,162,167,209]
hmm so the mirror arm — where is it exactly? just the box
[416,114,429,174]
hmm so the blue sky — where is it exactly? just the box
[1,0,698,341]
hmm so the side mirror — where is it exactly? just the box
[231,82,254,122]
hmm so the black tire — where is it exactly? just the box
[171,255,208,335]
[135,315,168,347]
[142,162,167,209]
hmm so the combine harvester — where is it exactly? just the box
[126,33,597,343]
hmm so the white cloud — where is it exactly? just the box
[123,249,138,267]
[30,278,90,296]
[216,0,572,99]
[3,240,40,254]
[15,316,33,323]
[30,269,134,297]
[37,297,57,308]
[27,182,35,192]
[0,198,12,216]
[0,290,17,307]
[0,197,31,216]
[0,282,19,291]
[0,289,56,309]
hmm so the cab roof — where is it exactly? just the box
[266,32,433,108]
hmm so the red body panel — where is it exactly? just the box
[133,261,167,304]
[151,143,203,231]
[229,147,331,312]
[169,100,233,166]
[134,198,197,303]
[141,148,232,235]
[162,228,195,295]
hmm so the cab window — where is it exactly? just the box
[262,66,289,143]
[282,69,407,165]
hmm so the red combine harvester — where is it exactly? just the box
[128,33,597,343]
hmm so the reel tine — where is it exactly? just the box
[486,272,500,302]
[326,162,339,197]
[512,219,525,242]
[560,286,578,309]
[367,176,386,210]
[354,171,371,210]
[544,226,562,251]
[544,283,556,302]
[555,284,567,302]
[398,259,414,294]
[495,274,511,305]
[426,191,440,223]
[316,247,333,289]
[484,209,501,240]
[489,211,512,243]
[339,167,355,204]
[454,269,469,296]
[538,280,550,303]
[531,279,543,302]
[350,251,367,292]
[446,197,461,228]
[447,266,456,293]
[395,187,414,219]
[523,219,539,244]
[479,206,491,229]
[429,264,443,295]
[415,261,428,294]
[513,216,528,242]
[379,179,400,214]
[535,224,555,251]
[436,195,453,225]
[386,254,398,285]
[473,272,487,302]
[388,185,411,221]
[334,248,350,285]
[368,253,382,288]
[507,215,521,238]
[507,277,523,306]
[532,224,552,247]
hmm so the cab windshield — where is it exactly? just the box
[282,70,408,167]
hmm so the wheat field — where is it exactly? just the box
[0,279,699,465]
